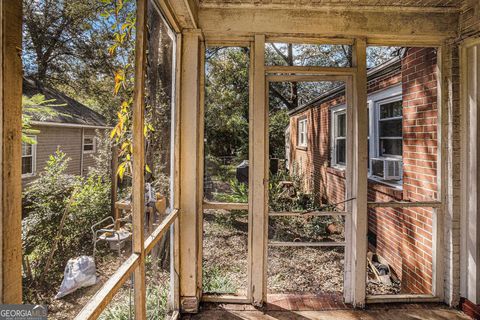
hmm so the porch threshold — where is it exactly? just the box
[183,301,470,320]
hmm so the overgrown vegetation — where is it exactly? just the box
[22,149,111,303]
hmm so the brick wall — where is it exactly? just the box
[289,48,437,294]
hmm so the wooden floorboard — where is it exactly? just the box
[182,300,471,319]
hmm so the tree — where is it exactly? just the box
[205,47,250,159]
[205,44,400,161]
[22,0,132,123]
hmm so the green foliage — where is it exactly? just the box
[21,94,63,144]
[205,47,250,160]
[214,179,248,203]
[269,108,290,159]
[202,266,237,294]
[22,149,111,294]
[268,167,316,213]
[23,0,133,122]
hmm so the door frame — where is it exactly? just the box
[262,74,355,303]
[247,36,368,307]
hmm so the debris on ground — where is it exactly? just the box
[366,251,401,295]
[55,256,97,299]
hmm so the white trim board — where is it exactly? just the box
[30,121,112,130]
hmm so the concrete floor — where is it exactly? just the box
[182,304,472,320]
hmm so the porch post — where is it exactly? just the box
[350,38,368,307]
[251,34,267,306]
[0,0,23,303]
[178,29,202,313]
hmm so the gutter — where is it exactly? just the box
[30,121,113,129]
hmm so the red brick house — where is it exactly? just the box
[22,78,110,184]
[287,48,438,294]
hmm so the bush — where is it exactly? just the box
[22,149,111,299]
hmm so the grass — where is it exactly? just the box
[98,280,169,320]
[202,266,237,294]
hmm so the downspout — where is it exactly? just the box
[80,127,84,176]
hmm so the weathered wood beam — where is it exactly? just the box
[251,34,267,306]
[1,0,22,303]
[132,0,148,318]
[164,0,198,30]
[198,8,458,42]
[199,3,460,14]
[178,29,202,313]
[350,38,368,307]
[75,254,140,320]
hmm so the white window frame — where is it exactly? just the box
[22,136,37,178]
[330,85,402,178]
[83,135,96,154]
[297,117,308,148]
[375,96,403,159]
[330,105,347,167]
[368,85,403,186]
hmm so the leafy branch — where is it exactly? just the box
[22,94,64,144]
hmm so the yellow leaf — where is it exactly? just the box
[117,162,126,180]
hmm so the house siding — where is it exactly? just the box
[289,48,437,294]
[22,125,105,185]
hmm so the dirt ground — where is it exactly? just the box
[47,246,133,319]
[42,215,169,319]
[203,209,249,296]
[202,209,346,296]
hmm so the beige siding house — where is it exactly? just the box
[22,78,110,184]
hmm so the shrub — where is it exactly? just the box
[22,149,111,299]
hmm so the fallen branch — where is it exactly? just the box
[40,187,79,281]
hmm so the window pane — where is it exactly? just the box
[22,157,32,175]
[84,144,94,151]
[337,113,346,138]
[22,143,32,156]
[380,100,402,119]
[145,0,176,218]
[84,137,94,145]
[380,139,402,156]
[336,139,346,164]
[379,119,402,137]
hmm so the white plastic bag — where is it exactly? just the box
[55,256,97,299]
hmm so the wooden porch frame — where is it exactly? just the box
[193,34,449,308]
[76,0,182,318]
[0,0,461,315]
[0,0,22,303]
[460,37,480,304]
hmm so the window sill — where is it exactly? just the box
[296,146,307,151]
[368,177,403,200]
[368,176,402,190]
[327,165,346,178]
[22,173,36,179]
